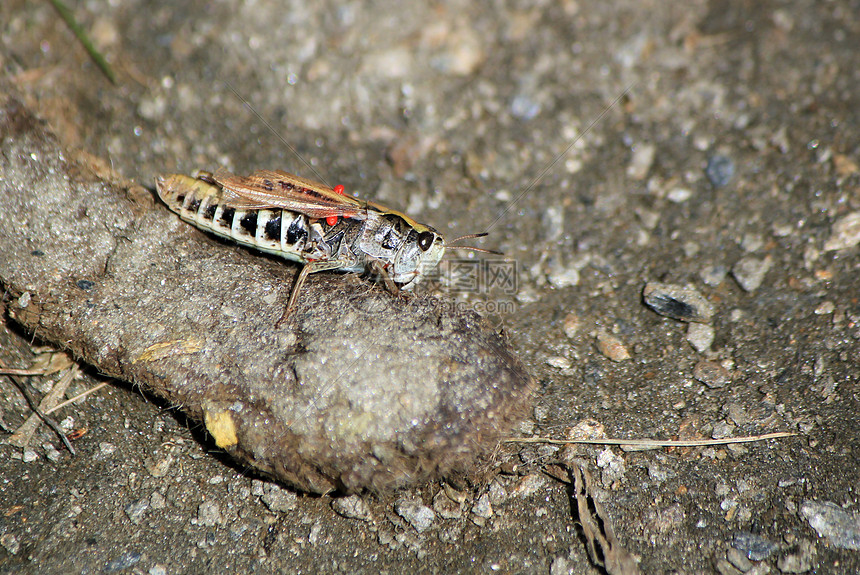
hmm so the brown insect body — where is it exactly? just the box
[156,170,446,316]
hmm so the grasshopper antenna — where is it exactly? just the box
[445,233,503,255]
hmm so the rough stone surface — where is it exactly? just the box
[0,93,533,495]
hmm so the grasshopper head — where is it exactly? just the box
[391,227,445,289]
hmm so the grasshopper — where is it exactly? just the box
[156,169,492,319]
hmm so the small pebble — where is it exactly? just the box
[711,421,735,439]
[714,558,742,575]
[546,262,580,288]
[44,443,62,462]
[777,539,816,573]
[308,521,323,545]
[441,29,485,76]
[814,301,835,315]
[510,474,548,498]
[331,495,372,522]
[196,500,222,527]
[432,489,463,519]
[596,448,626,485]
[667,187,693,203]
[562,312,581,339]
[596,331,631,362]
[250,479,265,497]
[0,533,20,555]
[22,448,38,463]
[740,233,764,252]
[99,442,116,455]
[731,255,772,292]
[150,491,167,510]
[145,454,174,477]
[686,323,715,353]
[705,154,735,187]
[635,207,660,230]
[726,547,753,572]
[833,153,859,177]
[627,143,656,181]
[550,556,573,575]
[260,483,297,512]
[823,211,860,251]
[693,360,730,388]
[643,282,715,322]
[647,462,672,483]
[125,499,150,525]
[394,498,436,533]
[700,265,728,287]
[104,552,142,574]
[471,493,493,519]
[800,500,860,550]
[488,481,508,506]
[546,356,572,369]
[510,93,541,121]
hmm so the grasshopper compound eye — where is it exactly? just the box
[417,231,436,251]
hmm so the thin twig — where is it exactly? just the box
[0,368,48,376]
[44,381,109,415]
[503,431,796,449]
[48,0,117,85]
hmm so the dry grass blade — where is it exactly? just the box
[44,381,110,415]
[570,463,641,575]
[5,366,80,455]
[0,368,49,376]
[48,0,117,85]
[504,431,795,449]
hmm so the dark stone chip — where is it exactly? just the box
[642,282,714,323]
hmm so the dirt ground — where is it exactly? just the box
[1,0,858,573]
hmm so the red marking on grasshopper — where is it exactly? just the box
[326,185,346,226]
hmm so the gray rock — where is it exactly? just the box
[643,282,715,322]
[732,531,778,561]
[394,498,436,533]
[687,323,715,353]
[471,493,493,519]
[800,500,860,550]
[260,483,297,513]
[823,211,860,251]
[197,500,222,527]
[693,361,731,388]
[124,499,150,524]
[732,256,772,292]
[331,495,373,522]
[777,539,816,573]
[0,533,20,555]
[705,154,735,188]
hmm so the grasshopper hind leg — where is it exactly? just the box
[276,264,312,326]
[276,261,344,326]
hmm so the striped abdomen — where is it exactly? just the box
[156,174,311,263]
